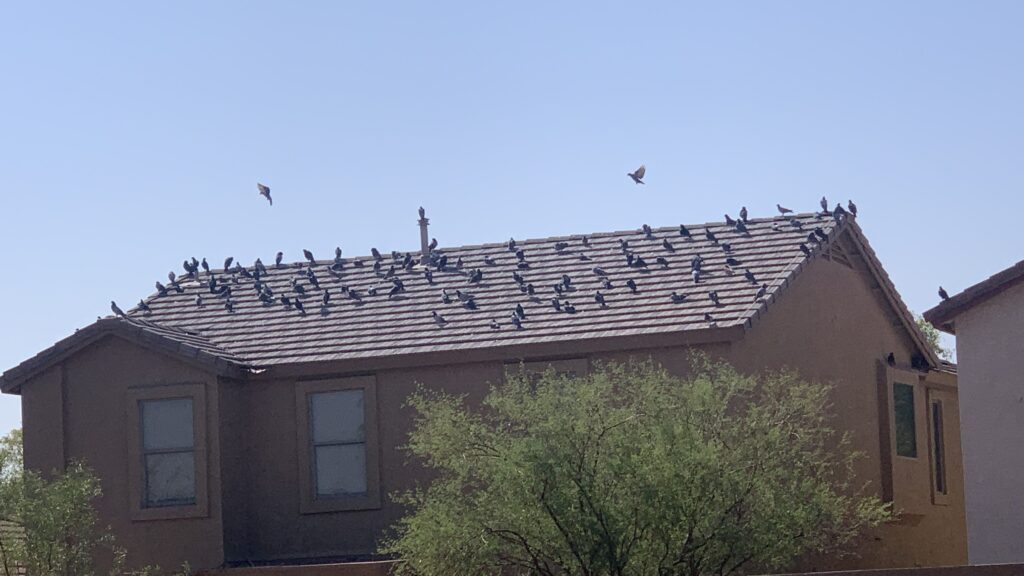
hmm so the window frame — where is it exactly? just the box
[928,389,951,506]
[296,376,380,514]
[126,383,208,521]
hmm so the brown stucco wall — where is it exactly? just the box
[15,250,966,573]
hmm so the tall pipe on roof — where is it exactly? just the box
[418,206,430,264]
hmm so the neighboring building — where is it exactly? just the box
[925,260,1024,565]
[2,210,965,572]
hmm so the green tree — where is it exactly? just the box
[383,359,890,576]
[916,314,952,361]
[0,429,175,576]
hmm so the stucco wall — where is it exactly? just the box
[953,280,1024,564]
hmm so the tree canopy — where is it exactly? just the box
[383,358,890,576]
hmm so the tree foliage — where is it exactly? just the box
[0,429,178,576]
[915,314,952,361]
[383,358,890,576]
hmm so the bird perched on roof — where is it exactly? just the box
[690,254,704,271]
[490,318,500,330]
[424,269,434,284]
[832,204,847,220]
[258,183,272,205]
[483,255,497,266]
[303,249,315,264]
[551,298,562,311]
[110,301,126,317]
[800,243,811,256]
[224,257,234,271]
[201,258,210,275]
[662,238,675,252]
[708,291,720,306]
[322,289,330,307]
[137,300,151,315]
[679,224,691,238]
[814,228,828,242]
[670,291,686,303]
[735,220,748,235]
[595,291,606,308]
[510,314,523,329]
[704,312,714,323]
[561,274,572,289]
[938,286,950,300]
[744,269,757,284]
[196,294,205,307]
[656,256,669,269]
[755,283,768,302]
[370,248,382,261]
[789,219,803,229]
[739,206,748,223]
[724,214,736,226]
[385,266,396,279]
[255,258,267,275]
[581,236,590,247]
[515,303,526,319]
[155,281,168,297]
[468,269,483,284]
[642,224,653,238]
[626,279,638,293]
[563,301,577,314]
[507,237,517,252]
[292,281,306,296]
[820,196,829,213]
[720,242,732,253]
[705,229,718,244]
[847,200,858,217]
[554,241,570,252]
[431,311,447,326]
[725,257,741,267]
[225,299,235,313]
[807,232,819,245]
[692,269,701,284]
[515,249,526,263]
[294,299,305,315]
[777,204,793,215]
[512,271,525,285]
[619,239,629,252]
[601,278,613,290]
[592,267,608,277]
[628,164,646,184]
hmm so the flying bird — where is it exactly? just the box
[938,286,950,300]
[110,301,126,317]
[777,204,793,215]
[627,164,646,184]
[257,183,272,205]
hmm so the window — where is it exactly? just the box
[141,398,196,507]
[296,376,380,513]
[310,390,367,497]
[931,398,947,497]
[126,383,208,520]
[893,383,917,458]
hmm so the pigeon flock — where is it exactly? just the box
[108,198,857,364]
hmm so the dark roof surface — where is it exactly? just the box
[925,260,1024,334]
[118,212,847,367]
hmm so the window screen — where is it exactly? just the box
[893,383,917,458]
[310,389,367,497]
[140,398,196,507]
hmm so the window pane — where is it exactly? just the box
[145,452,196,506]
[315,443,367,496]
[894,383,917,458]
[932,401,947,494]
[142,398,194,451]
[311,390,365,444]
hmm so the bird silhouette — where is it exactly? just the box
[432,311,447,325]
[671,291,686,303]
[656,256,669,268]
[554,241,570,252]
[724,214,736,226]
[939,286,950,300]
[848,200,858,217]
[777,204,793,215]
[137,300,151,315]
[800,243,811,256]
[595,291,606,307]
[705,229,718,244]
[887,352,896,367]
[515,303,526,319]
[744,269,757,284]
[626,279,638,293]
[755,283,768,301]
[224,257,234,271]
[551,298,562,311]
[662,238,675,252]
[303,249,315,264]
[201,258,210,274]
[511,314,523,329]
[628,164,646,184]
[110,301,126,317]
[708,291,720,306]
[739,206,748,223]
[155,282,168,297]
[258,183,272,205]
[820,196,828,212]
[679,224,691,238]
[294,299,305,315]
[490,319,500,330]
[418,206,426,219]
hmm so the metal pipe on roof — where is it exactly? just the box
[418,206,430,264]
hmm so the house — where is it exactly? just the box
[925,260,1024,565]
[1,209,965,573]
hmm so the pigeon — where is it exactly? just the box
[595,291,606,307]
[195,294,205,307]
[507,237,517,252]
[939,286,950,300]
[726,257,741,267]
[136,300,151,315]
[292,282,306,296]
[720,242,732,253]
[670,291,686,303]
[468,269,483,284]
[789,219,803,229]
[167,271,177,284]
[432,311,447,326]
[428,238,438,252]
[515,303,526,319]
[705,229,718,244]
[224,299,235,313]
[744,269,757,284]
[848,200,858,217]
[526,283,535,296]
[424,269,434,284]
[155,282,168,296]
[601,278,613,290]
[724,214,736,226]
[755,283,768,301]
[662,238,675,252]
[807,232,820,245]
[551,298,562,311]
[484,255,497,266]
[581,236,590,247]
[690,254,704,271]
[561,274,572,289]
[255,258,267,275]
[384,266,396,279]
[626,279,638,293]
[735,220,748,234]
[642,224,653,238]
[306,271,320,289]
[348,289,362,302]
[510,314,523,329]
[294,299,305,315]
[679,224,691,238]
[619,239,630,252]
[201,258,210,274]
[563,301,577,314]
[800,243,811,256]
[224,257,234,271]
[814,228,828,242]
[110,301,126,317]
[258,183,272,205]
[388,283,405,299]
[820,196,829,212]
[516,249,526,262]
[628,164,646,184]
[739,206,748,223]
[322,290,331,306]
[704,312,714,323]
[554,241,570,252]
[592,267,609,277]
[692,269,701,284]
[708,291,720,306]
[887,352,896,367]
[371,248,382,261]
[832,204,847,220]
[656,256,670,269]
[512,271,525,285]
[303,249,315,264]
[777,204,793,215]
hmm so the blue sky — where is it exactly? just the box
[1,1,1021,434]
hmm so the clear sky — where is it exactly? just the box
[1,1,1021,434]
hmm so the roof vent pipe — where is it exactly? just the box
[418,207,430,264]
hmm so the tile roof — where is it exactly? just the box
[119,212,845,366]
[925,259,1024,334]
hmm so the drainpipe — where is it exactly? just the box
[418,207,430,264]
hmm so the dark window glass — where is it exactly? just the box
[893,383,917,458]
[140,398,196,507]
[932,400,947,494]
